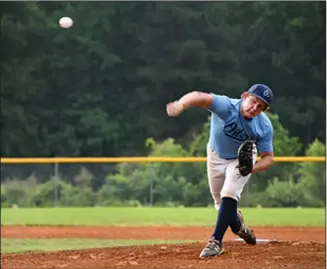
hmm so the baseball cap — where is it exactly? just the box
[247,84,273,108]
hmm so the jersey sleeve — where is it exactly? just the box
[256,125,274,153]
[208,94,230,120]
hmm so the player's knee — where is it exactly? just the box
[220,189,239,202]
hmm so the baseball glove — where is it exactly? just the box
[237,140,255,177]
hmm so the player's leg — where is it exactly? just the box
[207,145,258,252]
[200,182,240,258]
[220,157,257,244]
[206,144,227,210]
[199,145,229,258]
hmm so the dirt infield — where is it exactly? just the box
[1,226,326,268]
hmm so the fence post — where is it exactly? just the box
[54,162,59,207]
[149,163,153,207]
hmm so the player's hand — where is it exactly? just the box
[166,101,185,117]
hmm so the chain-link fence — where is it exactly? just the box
[1,157,325,208]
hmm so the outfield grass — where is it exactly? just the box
[1,238,197,254]
[1,207,325,227]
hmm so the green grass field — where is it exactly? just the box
[1,207,325,227]
[1,239,197,254]
[1,207,324,254]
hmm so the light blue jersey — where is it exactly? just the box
[208,94,273,159]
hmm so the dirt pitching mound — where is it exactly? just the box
[2,241,325,269]
[1,226,325,269]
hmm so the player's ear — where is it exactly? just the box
[241,91,249,99]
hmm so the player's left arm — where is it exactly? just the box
[251,151,274,174]
[252,125,274,174]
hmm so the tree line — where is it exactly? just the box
[1,1,325,159]
[1,2,325,206]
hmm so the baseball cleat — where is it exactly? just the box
[236,210,256,245]
[199,236,224,258]
[237,225,256,245]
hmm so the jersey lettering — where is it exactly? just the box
[223,122,248,141]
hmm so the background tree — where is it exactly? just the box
[1,1,325,207]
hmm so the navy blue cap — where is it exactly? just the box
[247,84,273,107]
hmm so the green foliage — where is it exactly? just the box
[189,117,210,156]
[1,136,324,208]
[1,175,40,207]
[1,2,324,162]
[252,112,302,192]
[261,140,325,207]
[96,138,207,206]
[296,139,326,206]
[31,178,69,207]
[265,177,303,207]
[73,167,94,188]
[60,186,95,207]
[1,2,325,208]
[266,113,302,156]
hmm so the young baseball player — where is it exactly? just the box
[166,84,274,258]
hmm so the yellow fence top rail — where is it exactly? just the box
[0,156,325,164]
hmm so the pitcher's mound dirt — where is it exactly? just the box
[1,226,326,269]
[1,226,325,241]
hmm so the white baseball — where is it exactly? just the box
[59,17,73,28]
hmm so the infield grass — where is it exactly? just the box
[1,207,325,227]
[1,238,197,254]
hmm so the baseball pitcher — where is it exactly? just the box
[166,84,274,258]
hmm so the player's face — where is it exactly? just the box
[242,93,267,118]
